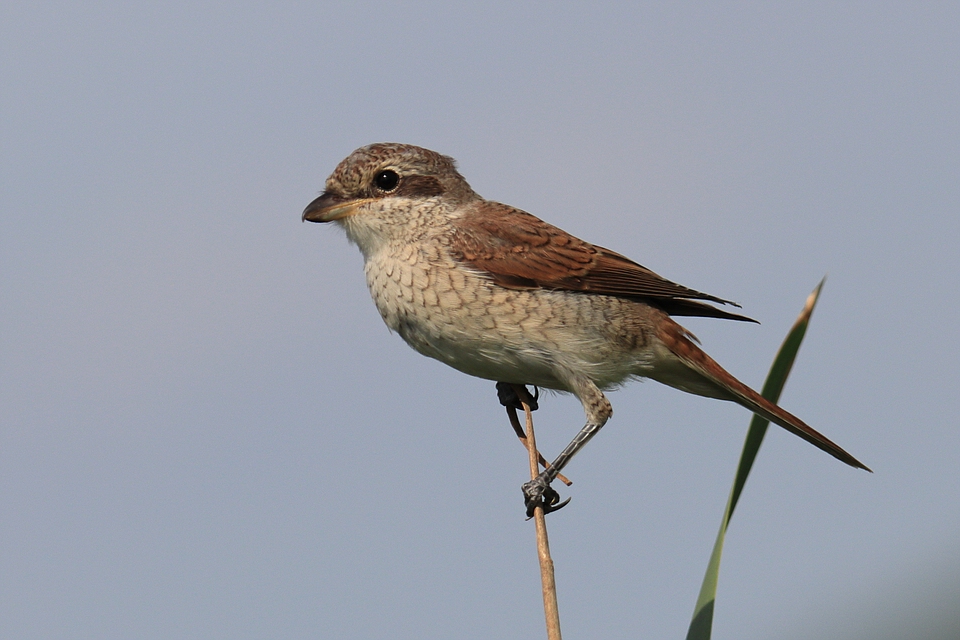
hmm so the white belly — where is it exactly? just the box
[362,246,657,392]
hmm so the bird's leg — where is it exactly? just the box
[521,379,611,517]
[497,383,573,488]
[521,422,598,516]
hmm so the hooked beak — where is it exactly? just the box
[302,192,371,222]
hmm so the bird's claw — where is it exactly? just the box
[522,475,570,518]
[497,382,540,412]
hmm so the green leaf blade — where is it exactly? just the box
[685,278,825,640]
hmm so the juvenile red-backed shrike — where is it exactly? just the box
[303,143,868,516]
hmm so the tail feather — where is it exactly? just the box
[656,321,871,472]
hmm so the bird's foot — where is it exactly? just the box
[522,472,570,518]
[496,382,539,412]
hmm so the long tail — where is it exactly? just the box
[654,320,871,471]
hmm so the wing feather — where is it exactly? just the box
[448,202,756,322]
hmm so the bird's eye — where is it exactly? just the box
[373,169,400,192]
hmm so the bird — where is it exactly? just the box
[302,142,869,516]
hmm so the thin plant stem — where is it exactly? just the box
[511,384,562,640]
[505,405,572,486]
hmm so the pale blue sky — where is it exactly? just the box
[2,3,958,638]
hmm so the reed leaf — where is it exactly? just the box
[686,279,825,640]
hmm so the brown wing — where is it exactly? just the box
[448,202,756,322]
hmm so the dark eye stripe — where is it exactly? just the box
[395,175,444,198]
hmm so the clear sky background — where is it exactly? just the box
[2,3,958,639]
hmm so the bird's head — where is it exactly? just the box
[303,143,479,254]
